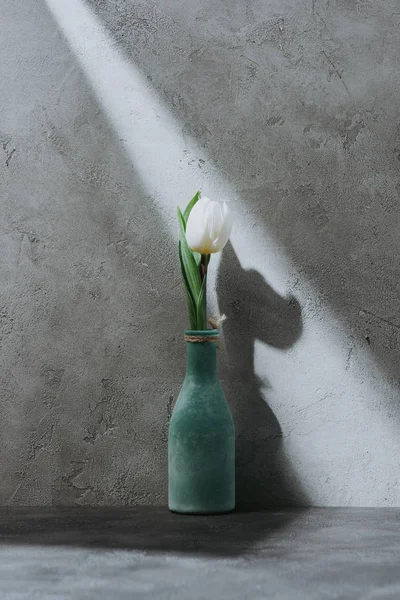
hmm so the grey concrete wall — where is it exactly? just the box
[1,0,400,506]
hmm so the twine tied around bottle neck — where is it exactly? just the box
[184,333,219,343]
[184,314,227,346]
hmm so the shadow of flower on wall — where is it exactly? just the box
[217,242,308,508]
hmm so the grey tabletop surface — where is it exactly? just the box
[0,507,399,599]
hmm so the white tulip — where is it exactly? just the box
[185,197,233,254]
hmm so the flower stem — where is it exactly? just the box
[200,254,208,329]
[200,254,208,281]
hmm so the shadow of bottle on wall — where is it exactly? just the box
[217,242,308,509]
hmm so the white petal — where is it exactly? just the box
[204,200,224,244]
[211,203,233,252]
[185,197,213,253]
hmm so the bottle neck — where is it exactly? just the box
[186,341,217,380]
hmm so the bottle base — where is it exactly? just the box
[168,503,235,515]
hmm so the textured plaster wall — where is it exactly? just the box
[1,0,400,506]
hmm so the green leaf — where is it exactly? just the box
[180,235,202,303]
[177,192,203,328]
[183,190,201,224]
[177,207,203,324]
[179,240,197,329]
[196,273,207,330]
[178,192,201,265]
[177,199,201,267]
[177,206,187,239]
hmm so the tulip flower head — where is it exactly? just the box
[177,191,233,330]
[185,197,233,255]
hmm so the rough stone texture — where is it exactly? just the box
[1,0,400,506]
[1,507,400,598]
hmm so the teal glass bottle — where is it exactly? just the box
[168,329,235,514]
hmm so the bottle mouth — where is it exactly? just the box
[184,329,219,337]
